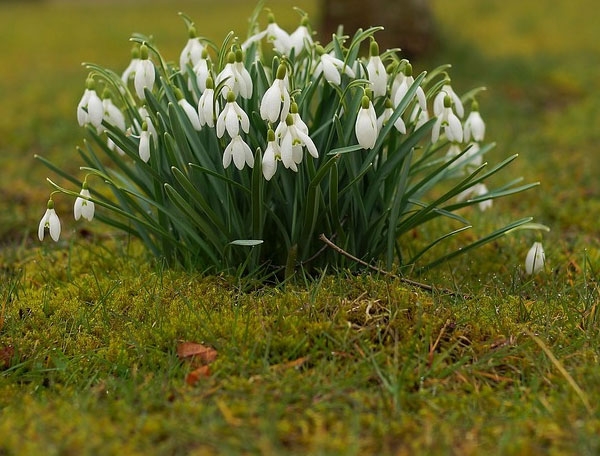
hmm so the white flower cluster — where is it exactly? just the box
[40,10,495,241]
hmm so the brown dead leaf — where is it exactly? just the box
[177,342,218,364]
[185,365,211,386]
[0,345,14,370]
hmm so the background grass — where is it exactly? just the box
[1,0,599,454]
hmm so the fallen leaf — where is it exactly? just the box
[0,345,14,370]
[177,342,217,364]
[186,365,211,386]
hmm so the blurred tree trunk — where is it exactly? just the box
[319,0,436,58]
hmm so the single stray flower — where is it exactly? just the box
[38,199,61,242]
[525,241,545,275]
[74,182,95,222]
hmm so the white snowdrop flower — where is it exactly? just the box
[215,50,252,99]
[278,109,318,171]
[355,95,379,149]
[289,16,313,55]
[223,135,254,170]
[262,128,280,180]
[134,44,155,100]
[233,49,253,99]
[463,101,486,143]
[121,46,140,84]
[74,183,95,222]
[260,64,291,123]
[77,79,104,128]
[38,199,61,242]
[193,49,212,92]
[314,46,355,86]
[179,27,204,73]
[216,91,250,138]
[242,13,292,55]
[525,241,545,275]
[432,95,463,143]
[175,89,201,131]
[138,106,157,144]
[377,99,406,134]
[102,94,126,131]
[392,64,427,112]
[434,83,464,118]
[198,76,217,128]
[366,40,387,98]
[138,122,152,163]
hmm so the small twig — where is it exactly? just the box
[319,233,470,299]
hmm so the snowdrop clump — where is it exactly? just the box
[38,6,543,278]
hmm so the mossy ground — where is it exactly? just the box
[1,0,599,454]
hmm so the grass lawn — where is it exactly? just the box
[1,0,599,454]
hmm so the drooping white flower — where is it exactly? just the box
[193,49,212,92]
[223,135,254,170]
[138,121,152,163]
[216,92,249,138]
[77,79,104,128]
[260,64,290,123]
[463,102,486,143]
[242,13,292,55]
[433,83,464,118]
[198,76,217,128]
[392,64,427,113]
[525,241,545,275]
[121,45,140,84]
[355,95,379,149]
[377,98,406,134]
[215,50,252,99]
[431,95,463,143]
[314,46,355,86]
[289,16,313,55]
[138,106,157,144]
[74,183,95,222]
[38,199,61,242]
[366,40,387,98]
[179,28,204,73]
[277,109,318,171]
[262,128,280,180]
[133,44,155,100]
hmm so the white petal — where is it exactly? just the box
[525,242,545,275]
[262,143,278,180]
[87,91,104,128]
[180,99,201,131]
[48,209,61,242]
